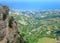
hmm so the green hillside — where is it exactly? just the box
[9,10,60,43]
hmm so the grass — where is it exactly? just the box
[37,37,56,43]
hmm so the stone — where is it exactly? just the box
[0,5,20,43]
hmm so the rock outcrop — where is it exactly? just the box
[0,5,25,43]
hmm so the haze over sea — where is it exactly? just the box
[0,0,60,11]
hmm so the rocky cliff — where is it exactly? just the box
[0,5,26,43]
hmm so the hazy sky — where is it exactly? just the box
[0,0,60,10]
[0,0,60,2]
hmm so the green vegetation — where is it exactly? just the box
[9,10,60,43]
[37,37,56,43]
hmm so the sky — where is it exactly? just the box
[0,0,60,11]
